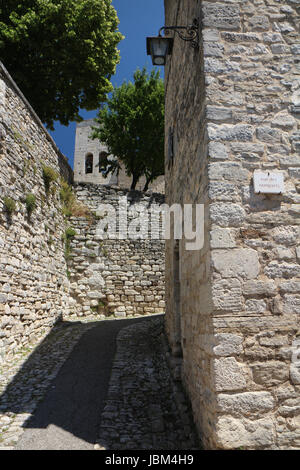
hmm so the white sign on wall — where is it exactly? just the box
[253,171,284,194]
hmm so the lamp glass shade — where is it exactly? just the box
[146,36,173,66]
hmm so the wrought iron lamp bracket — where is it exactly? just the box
[158,19,199,48]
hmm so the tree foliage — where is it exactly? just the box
[92,68,164,191]
[0,0,123,129]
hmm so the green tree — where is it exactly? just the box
[0,0,123,129]
[93,68,164,191]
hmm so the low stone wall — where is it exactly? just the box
[68,184,165,318]
[0,62,73,362]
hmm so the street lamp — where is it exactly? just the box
[146,36,173,66]
[146,19,199,66]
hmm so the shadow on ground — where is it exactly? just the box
[0,316,153,450]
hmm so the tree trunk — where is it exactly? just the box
[143,177,151,192]
[131,174,139,190]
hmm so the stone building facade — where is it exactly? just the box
[0,62,72,363]
[74,119,165,193]
[164,0,300,450]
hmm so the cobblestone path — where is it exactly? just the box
[0,315,200,450]
[97,317,200,450]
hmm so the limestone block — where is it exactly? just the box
[282,294,300,314]
[210,203,245,227]
[206,106,232,121]
[87,263,105,272]
[222,32,261,42]
[204,58,241,74]
[289,168,300,179]
[213,357,246,392]
[271,295,282,315]
[114,311,126,318]
[276,247,295,260]
[230,142,265,156]
[271,44,289,54]
[271,226,299,246]
[252,362,290,386]
[87,291,106,299]
[212,248,260,279]
[208,142,229,160]
[216,416,275,449]
[291,43,300,55]
[203,43,225,57]
[210,228,236,248]
[202,3,241,30]
[217,392,274,415]
[243,280,276,296]
[290,364,300,385]
[248,16,270,31]
[259,335,289,347]
[277,396,300,418]
[264,262,300,279]
[279,281,300,293]
[277,22,295,33]
[271,112,296,130]
[208,124,254,142]
[209,182,237,201]
[207,89,245,106]
[0,294,7,303]
[203,29,220,42]
[87,272,105,288]
[256,126,281,143]
[212,278,243,312]
[213,334,243,356]
[245,299,267,314]
[209,162,249,182]
[263,33,283,43]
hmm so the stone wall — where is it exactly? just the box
[0,62,72,363]
[68,183,165,318]
[164,0,300,449]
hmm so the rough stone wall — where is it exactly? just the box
[68,183,165,318]
[164,0,300,449]
[0,62,72,363]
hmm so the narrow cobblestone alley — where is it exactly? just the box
[0,315,199,450]
[97,316,199,450]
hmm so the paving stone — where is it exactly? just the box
[97,317,200,450]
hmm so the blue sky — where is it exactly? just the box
[49,0,165,169]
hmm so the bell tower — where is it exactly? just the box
[73,119,118,185]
